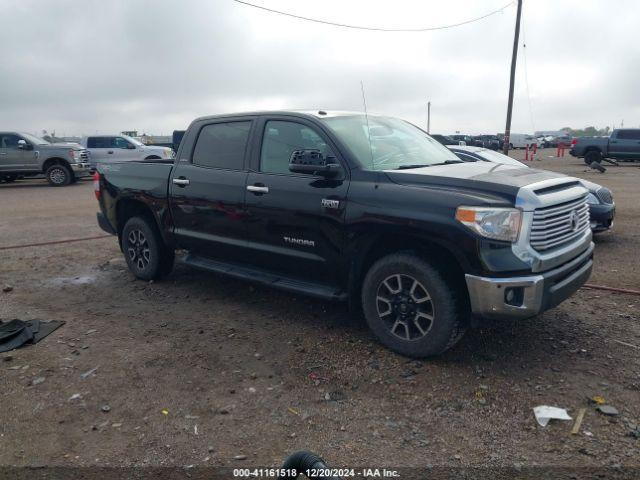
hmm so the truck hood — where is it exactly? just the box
[384,162,567,197]
[44,142,84,150]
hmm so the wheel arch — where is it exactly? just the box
[42,157,71,172]
[115,198,166,248]
[347,232,470,310]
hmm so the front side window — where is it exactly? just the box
[192,121,251,170]
[0,134,22,149]
[260,121,332,174]
[113,137,132,149]
[321,115,459,171]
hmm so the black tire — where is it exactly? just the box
[361,252,467,357]
[121,216,175,280]
[584,150,601,165]
[45,164,72,186]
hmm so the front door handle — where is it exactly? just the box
[247,185,269,194]
[172,177,190,187]
[107,150,114,154]
[0,152,7,155]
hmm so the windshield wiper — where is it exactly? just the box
[395,164,431,170]
[431,159,468,165]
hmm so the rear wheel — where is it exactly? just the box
[46,164,72,186]
[584,150,602,165]
[122,216,174,280]
[361,253,467,357]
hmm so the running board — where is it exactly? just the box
[182,254,347,301]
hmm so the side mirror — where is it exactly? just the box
[289,149,340,177]
[126,143,136,149]
[17,139,30,150]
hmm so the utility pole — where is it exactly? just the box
[502,0,523,155]
[427,101,431,134]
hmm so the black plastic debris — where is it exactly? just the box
[0,319,65,353]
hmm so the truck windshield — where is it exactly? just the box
[320,115,460,171]
[21,133,50,145]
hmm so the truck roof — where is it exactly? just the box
[192,110,367,123]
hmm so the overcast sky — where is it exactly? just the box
[1,0,638,136]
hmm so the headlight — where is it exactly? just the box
[68,149,78,160]
[456,206,522,242]
[586,193,599,205]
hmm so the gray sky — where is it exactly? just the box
[0,0,638,136]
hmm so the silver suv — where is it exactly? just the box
[81,135,173,168]
[0,132,90,186]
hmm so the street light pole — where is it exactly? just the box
[503,0,523,155]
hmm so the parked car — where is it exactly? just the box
[449,134,474,146]
[570,129,640,164]
[430,134,456,146]
[449,146,615,232]
[81,134,174,169]
[94,110,593,358]
[473,135,501,150]
[0,132,90,186]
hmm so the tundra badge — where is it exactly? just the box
[321,198,340,209]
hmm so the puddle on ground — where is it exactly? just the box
[48,274,98,286]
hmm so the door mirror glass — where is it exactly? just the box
[17,139,28,150]
[289,149,340,177]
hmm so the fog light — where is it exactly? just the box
[504,287,524,307]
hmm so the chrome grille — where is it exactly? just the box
[530,195,590,251]
[79,149,89,160]
[596,187,613,204]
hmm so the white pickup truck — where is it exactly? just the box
[80,135,173,169]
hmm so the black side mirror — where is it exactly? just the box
[289,149,340,177]
[126,143,136,149]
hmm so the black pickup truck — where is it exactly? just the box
[95,111,594,357]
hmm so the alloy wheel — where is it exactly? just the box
[376,274,435,341]
[127,229,151,270]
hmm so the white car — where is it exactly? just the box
[81,135,173,168]
[507,133,541,149]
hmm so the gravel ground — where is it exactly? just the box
[1,151,639,475]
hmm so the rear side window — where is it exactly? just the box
[617,129,640,140]
[192,122,251,169]
[87,137,114,148]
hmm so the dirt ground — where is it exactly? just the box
[1,150,639,475]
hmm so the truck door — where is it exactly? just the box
[610,130,640,159]
[168,118,254,263]
[244,117,349,286]
[0,133,28,171]
[86,137,114,166]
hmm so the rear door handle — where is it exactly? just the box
[172,177,190,186]
[247,185,269,194]
[0,152,7,155]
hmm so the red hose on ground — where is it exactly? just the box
[581,284,640,296]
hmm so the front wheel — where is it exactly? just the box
[122,216,174,280]
[46,164,72,186]
[361,253,467,357]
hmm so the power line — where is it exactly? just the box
[233,0,516,32]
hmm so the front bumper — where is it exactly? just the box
[589,203,615,232]
[465,242,594,320]
[71,162,91,177]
